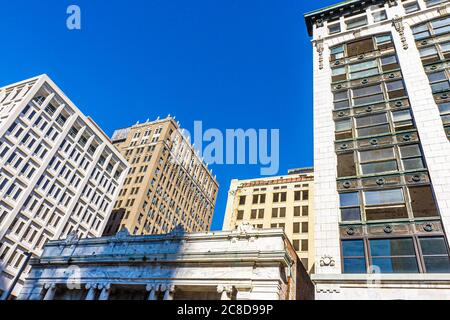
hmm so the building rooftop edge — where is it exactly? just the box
[304,0,385,36]
[44,227,287,247]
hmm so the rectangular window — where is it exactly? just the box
[346,16,368,30]
[404,1,420,13]
[365,189,404,205]
[412,23,431,40]
[349,60,380,80]
[419,237,450,273]
[356,113,390,137]
[369,238,419,273]
[400,144,425,171]
[328,23,341,34]
[372,10,387,23]
[330,45,345,60]
[340,192,361,222]
[360,147,398,175]
[334,91,350,110]
[428,71,449,94]
[335,119,353,140]
[342,240,367,273]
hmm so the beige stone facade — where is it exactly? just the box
[104,117,218,236]
[222,168,315,273]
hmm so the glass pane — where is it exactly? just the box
[371,257,419,273]
[381,55,397,65]
[352,84,382,98]
[412,24,428,34]
[431,17,450,30]
[334,91,348,101]
[332,67,346,76]
[431,81,450,93]
[343,240,365,256]
[403,158,424,170]
[334,100,350,110]
[356,113,388,127]
[414,31,431,40]
[357,124,390,137]
[340,192,360,207]
[360,148,394,162]
[349,68,379,80]
[375,34,392,45]
[386,80,404,92]
[344,258,367,273]
[353,94,385,107]
[349,60,377,73]
[370,238,415,256]
[424,257,450,273]
[365,189,404,205]
[420,46,438,57]
[441,42,450,52]
[341,208,361,221]
[400,145,421,158]
[420,237,448,255]
[361,160,398,174]
[335,119,352,132]
[393,110,412,122]
[346,16,368,29]
[438,102,450,115]
[331,45,344,54]
[428,71,447,83]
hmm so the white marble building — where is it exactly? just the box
[0,75,129,299]
[18,224,314,300]
[305,0,450,299]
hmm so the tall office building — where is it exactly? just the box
[103,117,218,236]
[305,0,450,299]
[0,75,129,298]
[222,168,315,273]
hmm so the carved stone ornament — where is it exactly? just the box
[315,39,324,70]
[236,222,254,234]
[65,231,79,245]
[387,0,398,7]
[320,255,336,267]
[392,16,408,50]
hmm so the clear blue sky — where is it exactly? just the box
[0,0,338,231]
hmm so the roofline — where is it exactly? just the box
[304,0,385,36]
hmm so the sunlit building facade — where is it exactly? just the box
[0,75,129,298]
[305,0,450,299]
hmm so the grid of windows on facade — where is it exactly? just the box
[325,0,447,36]
[412,15,450,140]
[0,82,127,277]
[329,33,450,274]
[111,123,217,236]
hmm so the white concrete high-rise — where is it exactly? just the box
[305,0,450,299]
[0,75,129,298]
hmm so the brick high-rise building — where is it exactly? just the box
[0,75,129,299]
[222,168,315,273]
[305,0,450,299]
[104,117,219,236]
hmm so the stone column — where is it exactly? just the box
[217,285,233,300]
[146,284,157,300]
[161,284,175,300]
[98,284,111,301]
[43,284,57,300]
[85,283,97,300]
